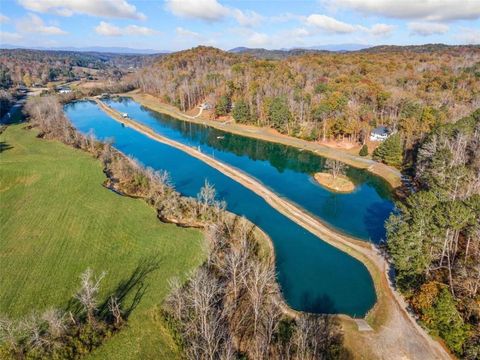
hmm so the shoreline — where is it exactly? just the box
[125,92,402,189]
[93,97,450,359]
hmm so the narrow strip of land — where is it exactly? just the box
[94,98,450,359]
[126,92,402,188]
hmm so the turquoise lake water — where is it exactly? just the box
[65,100,380,317]
[103,97,394,243]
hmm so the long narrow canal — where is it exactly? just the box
[103,97,394,243]
[65,100,380,317]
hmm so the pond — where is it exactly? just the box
[65,100,377,317]
[103,97,394,243]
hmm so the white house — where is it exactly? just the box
[57,85,72,94]
[370,126,391,141]
[200,102,212,110]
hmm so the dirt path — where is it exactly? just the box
[94,98,450,360]
[126,92,402,188]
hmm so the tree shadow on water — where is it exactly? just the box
[300,292,337,314]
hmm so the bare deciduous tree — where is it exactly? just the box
[75,268,106,324]
[108,296,123,327]
[324,159,346,179]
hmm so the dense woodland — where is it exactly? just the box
[387,109,480,358]
[136,45,479,166]
[0,49,156,89]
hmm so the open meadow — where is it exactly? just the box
[0,124,205,359]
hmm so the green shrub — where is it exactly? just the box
[359,144,368,156]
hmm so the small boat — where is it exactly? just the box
[216,136,224,139]
[122,113,128,118]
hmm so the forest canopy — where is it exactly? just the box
[135,45,480,157]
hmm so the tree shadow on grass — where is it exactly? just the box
[0,141,13,153]
[65,255,162,322]
[100,255,162,320]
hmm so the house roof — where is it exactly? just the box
[371,126,389,136]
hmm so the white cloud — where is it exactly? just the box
[0,31,23,43]
[17,14,67,35]
[290,27,310,37]
[246,32,269,47]
[18,0,145,20]
[165,0,265,27]
[306,14,356,33]
[124,24,157,36]
[369,23,395,36]
[232,9,263,27]
[295,17,394,38]
[326,0,480,21]
[0,13,10,24]
[95,21,158,36]
[456,28,480,44]
[408,22,449,36]
[165,0,229,22]
[270,13,306,23]
[176,27,201,38]
[95,21,122,36]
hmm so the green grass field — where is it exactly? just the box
[0,124,205,359]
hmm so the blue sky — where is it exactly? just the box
[0,0,479,51]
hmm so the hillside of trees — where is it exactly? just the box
[135,45,479,166]
[0,49,157,89]
[386,109,480,358]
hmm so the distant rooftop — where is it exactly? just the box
[371,126,389,136]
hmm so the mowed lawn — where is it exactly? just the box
[0,124,205,359]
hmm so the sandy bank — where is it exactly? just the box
[313,172,355,193]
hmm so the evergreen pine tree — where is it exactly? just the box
[268,97,292,133]
[372,133,403,167]
[215,95,230,117]
[232,100,250,123]
[359,144,368,156]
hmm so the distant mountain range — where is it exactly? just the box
[228,44,371,59]
[2,43,477,57]
[230,44,369,53]
[0,44,169,55]
[228,43,479,59]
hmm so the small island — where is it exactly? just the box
[314,159,355,193]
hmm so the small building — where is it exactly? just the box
[57,85,72,94]
[200,102,212,110]
[370,126,391,141]
[122,113,128,118]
